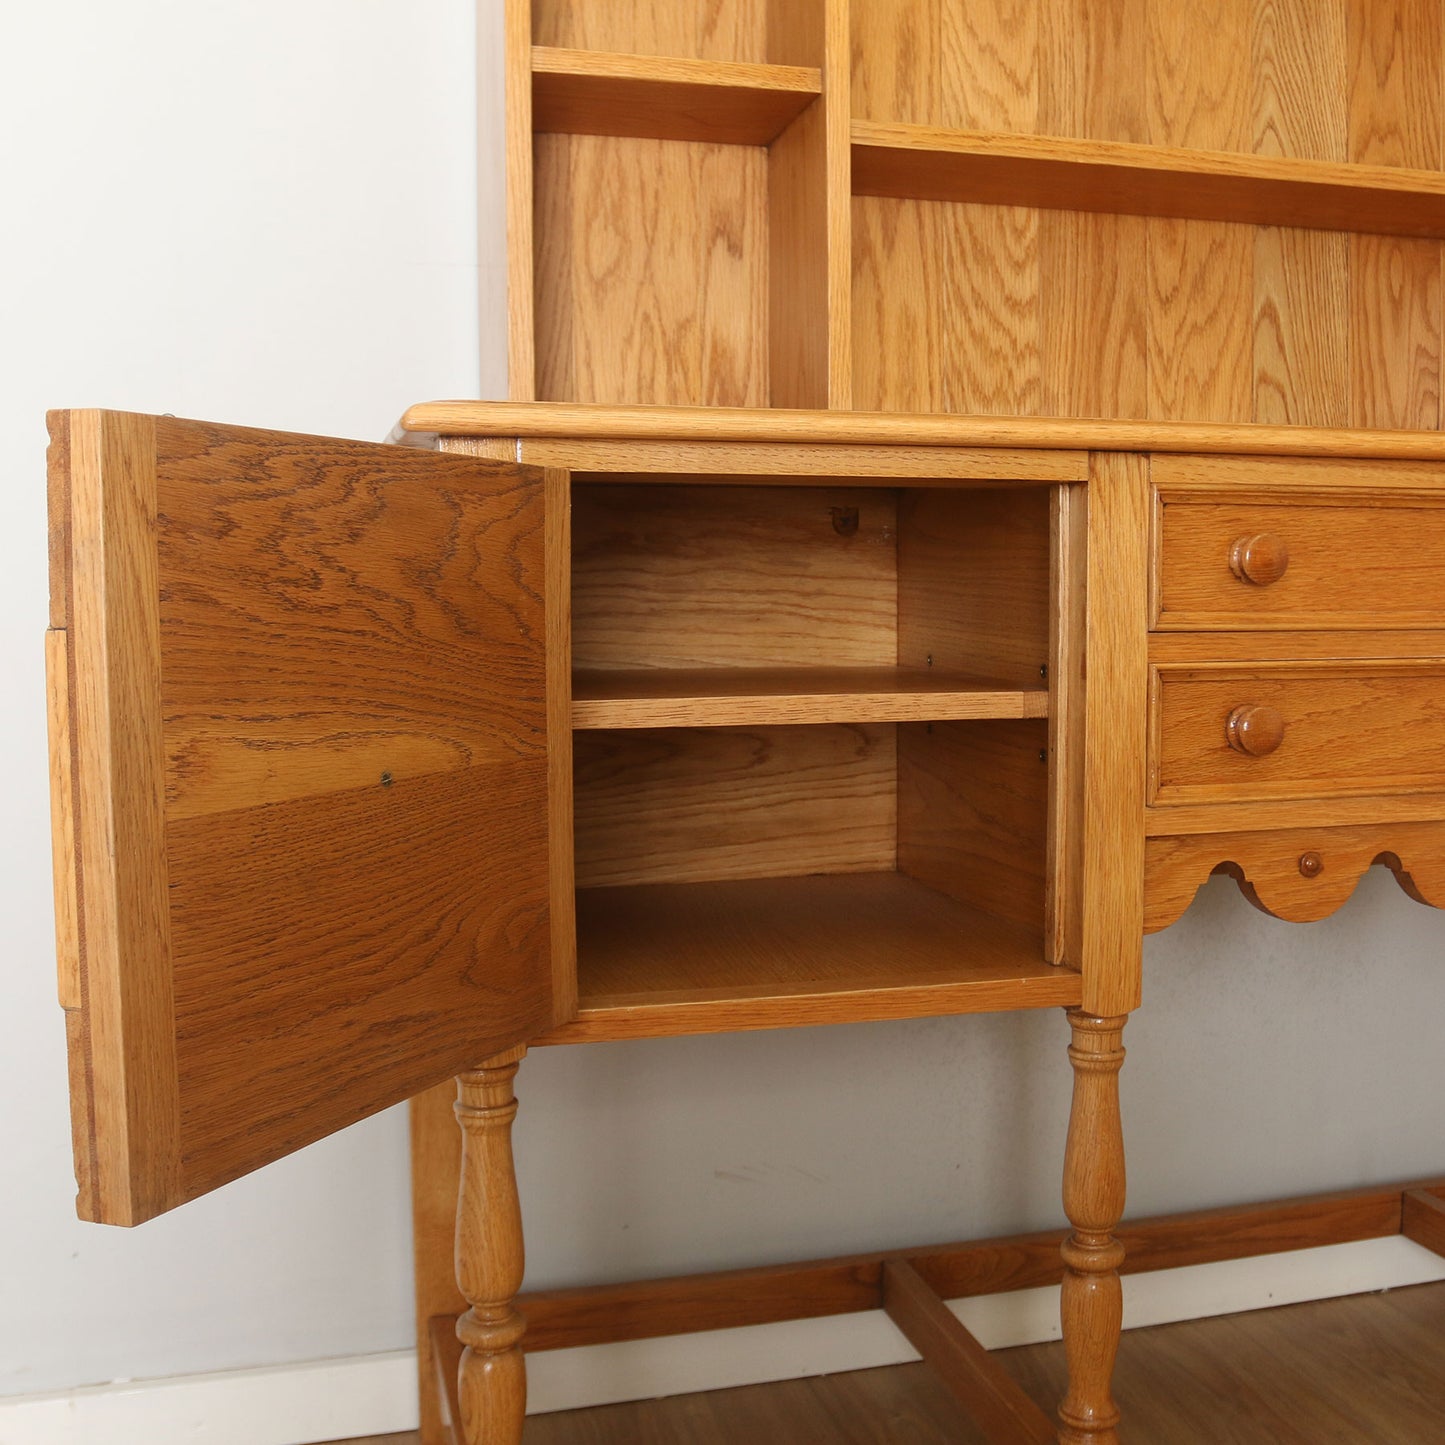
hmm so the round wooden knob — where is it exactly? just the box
[1229,533,1290,585]
[1226,704,1285,757]
[1298,852,1324,878]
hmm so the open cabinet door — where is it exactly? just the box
[46,411,568,1225]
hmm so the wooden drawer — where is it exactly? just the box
[1150,661,1445,805]
[1153,487,1445,631]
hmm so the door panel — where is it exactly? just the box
[47,410,565,1224]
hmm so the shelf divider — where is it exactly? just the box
[532,47,821,146]
[571,666,1050,729]
[852,120,1445,240]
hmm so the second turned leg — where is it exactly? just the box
[1058,1010,1128,1444]
[455,1047,528,1445]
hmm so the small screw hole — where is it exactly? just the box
[380,771,394,788]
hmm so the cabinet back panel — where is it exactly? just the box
[534,134,768,408]
[532,0,769,63]
[573,723,896,887]
[849,0,1441,163]
[572,483,898,669]
[853,194,1440,429]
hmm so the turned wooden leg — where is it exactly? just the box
[455,1046,527,1445]
[1058,1010,1128,1445]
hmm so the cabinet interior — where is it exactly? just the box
[558,478,1079,1038]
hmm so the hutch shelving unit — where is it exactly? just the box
[43,2,1445,1443]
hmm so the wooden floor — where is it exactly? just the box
[337,1280,1445,1444]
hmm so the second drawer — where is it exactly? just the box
[1151,661,1445,805]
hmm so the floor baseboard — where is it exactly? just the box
[3,1235,1442,1442]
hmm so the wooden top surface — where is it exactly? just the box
[394,401,1445,461]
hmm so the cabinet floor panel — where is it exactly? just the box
[571,667,1049,728]
[542,872,1077,1042]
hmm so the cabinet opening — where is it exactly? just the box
[549,479,1079,1041]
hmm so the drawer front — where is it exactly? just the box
[1153,491,1445,630]
[1151,661,1445,804]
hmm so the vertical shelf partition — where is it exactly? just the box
[507,0,852,410]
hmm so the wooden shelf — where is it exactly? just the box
[532,47,821,146]
[541,873,1078,1043]
[571,667,1049,729]
[852,120,1445,240]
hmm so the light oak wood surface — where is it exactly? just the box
[852,121,1445,238]
[531,48,820,146]
[572,722,897,890]
[571,667,1047,729]
[397,401,1445,459]
[569,482,898,671]
[543,872,1076,1044]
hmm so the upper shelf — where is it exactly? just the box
[571,667,1049,730]
[532,47,821,145]
[852,120,1445,241]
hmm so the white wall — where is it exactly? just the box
[4,0,1445,1416]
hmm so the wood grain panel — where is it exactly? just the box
[898,720,1048,930]
[897,488,1051,685]
[1151,661,1445,804]
[1041,211,1148,420]
[1146,0,1251,152]
[533,133,767,407]
[570,483,897,669]
[940,204,1040,416]
[1252,0,1347,161]
[572,723,896,888]
[51,412,558,1223]
[1147,220,1253,423]
[850,196,947,413]
[849,0,1039,132]
[1039,0,1148,143]
[848,0,940,125]
[1347,0,1442,169]
[1254,226,1348,426]
[1348,233,1441,430]
[939,0,1037,133]
[532,0,767,62]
